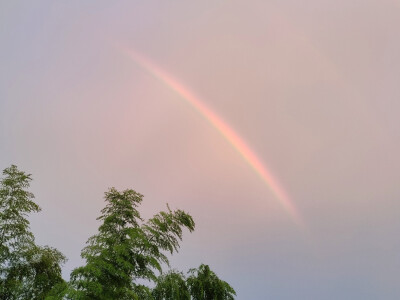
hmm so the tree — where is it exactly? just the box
[152,265,236,300]
[187,264,236,300]
[70,188,195,299]
[152,270,190,300]
[0,165,236,299]
[0,165,66,299]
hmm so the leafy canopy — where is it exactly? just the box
[0,165,236,299]
[0,165,66,300]
[187,264,236,300]
[70,188,195,299]
[152,270,190,300]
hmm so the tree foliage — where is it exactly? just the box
[0,165,236,299]
[0,165,66,300]
[69,188,195,299]
[152,270,190,300]
[152,265,236,300]
[187,264,236,300]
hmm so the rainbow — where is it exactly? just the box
[123,48,303,225]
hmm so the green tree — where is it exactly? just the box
[152,265,236,300]
[187,264,236,300]
[0,165,236,299]
[0,165,66,300]
[70,188,195,299]
[152,270,190,300]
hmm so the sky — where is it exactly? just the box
[1,1,400,298]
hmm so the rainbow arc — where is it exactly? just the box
[123,49,303,226]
